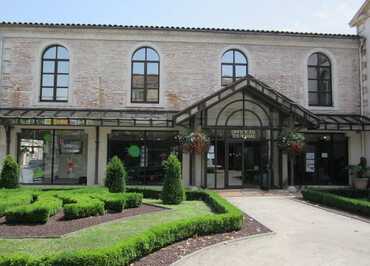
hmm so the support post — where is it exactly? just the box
[5,126,11,155]
[95,126,100,185]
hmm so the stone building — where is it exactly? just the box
[1,2,370,188]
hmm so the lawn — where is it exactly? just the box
[0,199,212,256]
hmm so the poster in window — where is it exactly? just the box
[306,160,315,173]
[61,140,82,154]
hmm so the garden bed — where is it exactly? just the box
[302,189,370,218]
[0,187,244,266]
[134,214,270,266]
[0,204,164,238]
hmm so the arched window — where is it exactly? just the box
[221,49,248,86]
[308,52,332,106]
[40,45,69,102]
[131,47,160,103]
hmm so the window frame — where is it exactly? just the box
[40,45,69,102]
[307,52,333,107]
[131,47,160,104]
[221,49,248,87]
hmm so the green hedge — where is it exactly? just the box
[0,189,243,266]
[59,194,105,220]
[5,195,63,224]
[0,192,34,216]
[302,189,370,218]
[124,193,143,209]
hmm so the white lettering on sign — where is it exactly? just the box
[231,130,257,139]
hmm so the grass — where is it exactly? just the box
[0,198,212,257]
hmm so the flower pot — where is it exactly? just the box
[352,177,369,190]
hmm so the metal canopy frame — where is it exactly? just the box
[173,75,321,129]
[317,114,370,131]
[0,108,176,128]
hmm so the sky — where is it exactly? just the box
[0,0,366,34]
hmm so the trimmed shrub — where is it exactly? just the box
[127,187,161,199]
[5,195,62,224]
[0,189,244,266]
[124,193,143,208]
[0,155,20,189]
[0,191,34,216]
[105,156,127,193]
[161,155,185,205]
[302,189,370,218]
[62,195,105,220]
[91,194,126,212]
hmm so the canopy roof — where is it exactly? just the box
[0,108,176,128]
[317,114,370,131]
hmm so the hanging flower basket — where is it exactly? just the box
[277,131,305,156]
[179,129,209,154]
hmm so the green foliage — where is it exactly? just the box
[0,155,20,189]
[5,195,62,224]
[105,156,127,193]
[124,193,143,208]
[0,191,34,216]
[0,189,243,266]
[302,189,370,218]
[161,155,185,204]
[127,187,161,199]
[60,194,105,220]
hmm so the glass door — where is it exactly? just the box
[226,141,262,187]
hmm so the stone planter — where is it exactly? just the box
[352,177,369,190]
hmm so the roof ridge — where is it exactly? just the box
[0,21,359,39]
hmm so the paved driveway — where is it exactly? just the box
[174,195,370,266]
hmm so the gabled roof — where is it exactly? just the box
[173,75,321,128]
[350,0,370,27]
[0,21,359,39]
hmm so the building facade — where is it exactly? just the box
[1,6,370,188]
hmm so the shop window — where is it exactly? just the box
[18,129,87,185]
[108,131,179,185]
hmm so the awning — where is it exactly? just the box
[0,108,176,128]
[317,114,370,131]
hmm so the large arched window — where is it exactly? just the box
[131,47,160,103]
[308,52,332,106]
[40,45,69,102]
[221,49,248,86]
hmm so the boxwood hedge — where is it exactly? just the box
[60,195,105,220]
[302,189,370,218]
[5,195,62,224]
[0,189,243,266]
[0,191,34,216]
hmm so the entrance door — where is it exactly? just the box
[226,141,261,187]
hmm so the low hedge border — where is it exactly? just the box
[0,192,34,216]
[0,189,243,266]
[90,193,142,212]
[5,195,63,224]
[59,194,105,220]
[302,189,370,218]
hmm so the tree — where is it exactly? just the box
[161,154,185,204]
[105,156,127,193]
[0,155,20,188]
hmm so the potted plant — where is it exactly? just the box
[349,157,369,190]
[179,128,209,154]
